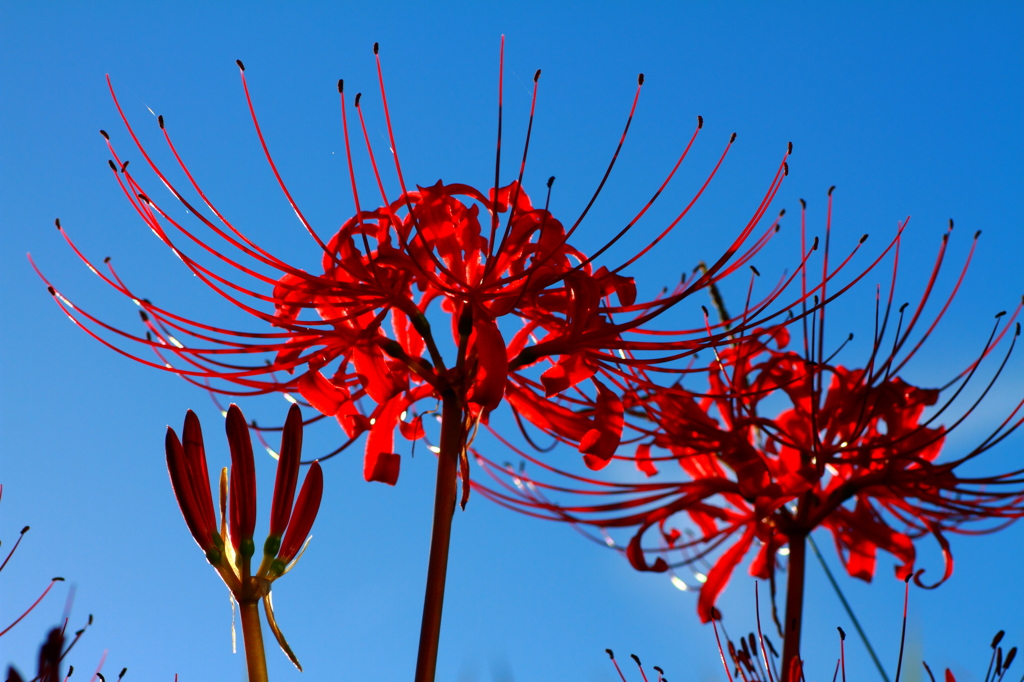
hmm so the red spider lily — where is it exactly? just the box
[166,403,323,679]
[35,40,808,682]
[474,200,1024,679]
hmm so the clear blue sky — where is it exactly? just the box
[2,3,1022,681]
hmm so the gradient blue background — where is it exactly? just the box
[2,3,1022,681]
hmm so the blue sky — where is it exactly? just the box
[2,3,1022,681]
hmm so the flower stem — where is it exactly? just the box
[239,599,269,682]
[781,531,807,682]
[413,396,463,682]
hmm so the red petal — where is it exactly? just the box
[635,443,658,477]
[165,427,215,553]
[363,396,405,485]
[466,315,508,412]
[297,369,349,417]
[540,352,597,397]
[581,379,624,470]
[182,410,217,541]
[697,528,756,623]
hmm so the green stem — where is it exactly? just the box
[808,533,891,682]
[413,396,463,682]
[239,599,269,682]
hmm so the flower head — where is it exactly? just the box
[164,403,322,669]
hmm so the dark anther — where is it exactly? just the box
[373,42,379,54]
[975,230,982,239]
[1016,322,1020,336]
[68,666,74,676]
[606,649,615,659]
[949,218,954,229]
[1004,647,1017,669]
[788,141,793,154]
[848,332,854,340]
[146,331,152,342]
[637,73,644,85]
[775,224,781,232]
[996,310,1007,318]
[108,160,117,171]
[338,79,344,93]
[97,674,105,682]
[779,208,786,216]
[354,93,362,107]
[119,668,127,680]
[99,129,109,139]
[104,256,111,263]
[904,573,912,583]
[158,115,164,129]
[534,69,541,82]
[21,525,29,533]
[236,59,245,71]
[750,265,760,276]
[654,667,664,674]
[47,286,55,296]
[799,198,807,209]
[899,302,909,313]
[701,305,710,317]
[838,626,846,640]
[138,193,151,203]
[139,311,149,322]
[88,614,94,624]
[993,631,1005,648]
[860,234,869,243]
[547,176,555,188]
[697,115,704,128]
[53,576,65,581]
[55,218,61,229]
[783,162,789,176]
[121,160,129,172]
[730,132,737,143]
[828,185,836,196]
[812,236,820,250]
[632,654,642,665]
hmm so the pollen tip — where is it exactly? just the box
[52,576,65,582]
[750,264,761,276]
[848,332,854,340]
[139,310,149,322]
[775,223,781,232]
[993,631,1006,648]
[631,654,642,665]
[949,218,954,229]
[828,185,836,196]
[121,160,130,172]
[975,230,982,239]
[55,218,61,229]
[138,193,151,204]
[812,236,820,250]
[637,73,644,85]
[838,626,846,640]
[783,161,789,176]
[788,141,793,154]
[1015,322,1020,336]
[730,132,737,143]
[108,159,117,171]
[355,93,362,107]
[103,256,111,263]
[606,649,615,659]
[779,208,786,216]
[860,233,869,243]
[119,668,127,680]
[534,69,541,82]
[21,525,29,534]
[799,198,806,209]
[158,114,164,129]
[697,115,704,128]
[373,42,379,55]
[99,129,109,139]
[236,59,245,71]
[655,667,664,674]
[996,310,1007,318]
[899,302,909,313]
[701,305,709,316]
[338,79,344,93]
[47,286,55,296]
[547,176,555,188]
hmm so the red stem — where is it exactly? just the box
[239,599,269,682]
[413,396,463,682]
[781,531,808,682]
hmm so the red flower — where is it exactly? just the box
[165,403,323,671]
[475,203,1024,677]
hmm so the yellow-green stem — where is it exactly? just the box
[239,599,269,682]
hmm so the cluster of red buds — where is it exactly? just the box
[35,39,1024,681]
[164,403,322,678]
